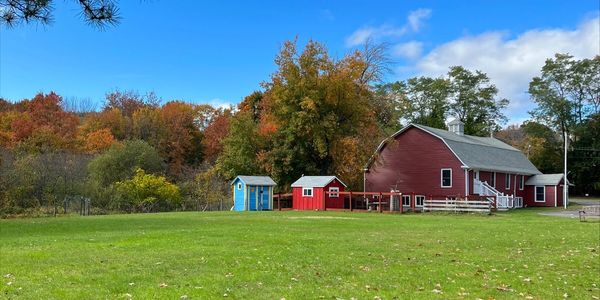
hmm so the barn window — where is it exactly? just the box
[535,186,545,202]
[519,175,524,190]
[505,173,511,190]
[402,195,411,206]
[491,172,496,188]
[329,187,339,198]
[441,168,452,187]
[302,188,313,197]
[415,195,425,207]
[237,183,242,190]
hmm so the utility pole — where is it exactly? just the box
[563,133,568,209]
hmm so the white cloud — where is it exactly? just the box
[208,98,234,110]
[392,41,423,60]
[345,8,431,47]
[407,9,432,32]
[410,16,600,124]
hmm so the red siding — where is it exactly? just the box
[523,183,564,207]
[292,178,346,210]
[365,127,465,197]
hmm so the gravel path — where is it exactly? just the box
[538,199,599,219]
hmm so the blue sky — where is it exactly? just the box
[1,1,598,123]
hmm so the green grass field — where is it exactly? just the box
[1,210,599,299]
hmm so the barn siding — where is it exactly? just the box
[365,126,465,197]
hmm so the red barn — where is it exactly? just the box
[291,176,347,210]
[364,120,567,209]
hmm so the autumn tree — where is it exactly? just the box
[202,109,231,163]
[84,128,116,153]
[10,92,79,151]
[158,101,203,176]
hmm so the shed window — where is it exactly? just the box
[302,188,313,197]
[505,173,511,190]
[519,175,524,190]
[441,168,452,187]
[329,187,339,198]
[535,186,545,202]
[415,195,425,207]
[491,172,496,188]
[237,183,242,190]
[402,195,411,206]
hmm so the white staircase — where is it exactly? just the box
[473,179,522,210]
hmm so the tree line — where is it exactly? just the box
[1,40,598,216]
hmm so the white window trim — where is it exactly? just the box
[402,195,411,206]
[491,172,496,188]
[519,175,524,191]
[237,183,242,190]
[302,187,313,197]
[441,168,452,188]
[535,186,545,202]
[415,195,425,207]
[505,173,511,190]
[328,187,339,198]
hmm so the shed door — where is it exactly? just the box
[258,187,270,210]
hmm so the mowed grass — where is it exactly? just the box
[1,210,599,299]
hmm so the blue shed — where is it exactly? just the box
[231,175,277,211]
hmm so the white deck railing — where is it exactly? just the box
[474,179,519,210]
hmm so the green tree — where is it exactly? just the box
[115,168,181,213]
[447,66,509,136]
[88,140,164,187]
[216,111,263,179]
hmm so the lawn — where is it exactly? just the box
[1,210,599,299]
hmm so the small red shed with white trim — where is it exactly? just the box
[291,176,347,210]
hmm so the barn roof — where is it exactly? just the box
[232,175,277,186]
[291,176,347,188]
[366,123,542,175]
[525,174,564,186]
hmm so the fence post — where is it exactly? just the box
[278,193,281,211]
[349,192,353,211]
[410,192,415,212]
[378,192,383,213]
[399,193,403,214]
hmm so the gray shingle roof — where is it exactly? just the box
[367,124,542,175]
[232,175,277,186]
[525,174,563,186]
[291,176,347,188]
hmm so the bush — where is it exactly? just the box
[88,140,164,187]
[115,168,181,213]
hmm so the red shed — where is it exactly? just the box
[291,176,347,210]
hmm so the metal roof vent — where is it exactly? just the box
[448,118,464,136]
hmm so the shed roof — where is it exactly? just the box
[291,176,347,188]
[232,175,277,186]
[366,123,541,175]
[525,174,564,186]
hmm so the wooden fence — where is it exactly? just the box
[423,199,492,214]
